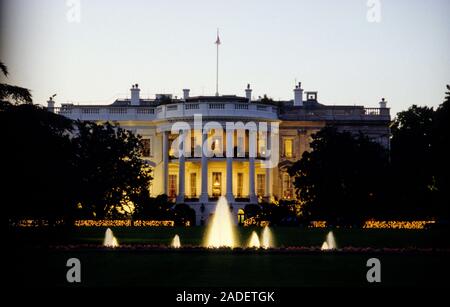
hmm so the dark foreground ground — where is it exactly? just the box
[7,227,450,287]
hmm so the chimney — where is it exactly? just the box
[293,82,303,106]
[245,84,252,102]
[183,89,190,100]
[47,96,55,113]
[130,83,140,106]
[379,97,387,108]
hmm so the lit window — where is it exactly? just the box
[284,139,293,158]
[210,134,223,156]
[190,173,197,197]
[142,138,152,157]
[212,172,222,197]
[257,174,265,196]
[237,208,245,225]
[169,135,177,157]
[258,134,267,157]
[237,173,244,197]
[169,175,177,198]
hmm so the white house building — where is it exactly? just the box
[48,82,390,225]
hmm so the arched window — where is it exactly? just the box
[237,208,245,225]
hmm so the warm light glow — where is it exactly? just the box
[363,220,435,229]
[74,220,175,227]
[310,221,327,228]
[171,234,181,248]
[243,217,269,227]
[103,228,119,248]
[284,138,293,158]
[321,231,336,250]
[248,231,260,248]
[205,196,237,248]
[261,226,273,249]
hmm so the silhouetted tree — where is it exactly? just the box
[2,102,153,224]
[432,85,450,221]
[72,121,152,219]
[172,203,196,226]
[1,102,76,225]
[390,105,436,218]
[288,127,389,226]
[134,194,173,220]
[0,62,32,104]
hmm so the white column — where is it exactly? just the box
[226,129,234,202]
[162,131,169,195]
[264,128,272,199]
[176,130,185,203]
[249,157,257,203]
[200,131,209,202]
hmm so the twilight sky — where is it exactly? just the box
[0,0,449,115]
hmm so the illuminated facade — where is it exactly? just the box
[49,82,390,224]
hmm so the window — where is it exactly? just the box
[284,138,293,158]
[283,173,293,199]
[190,173,197,197]
[258,134,267,157]
[169,175,177,198]
[169,134,177,158]
[142,138,152,157]
[209,129,223,156]
[237,173,244,197]
[257,174,265,196]
[212,172,222,197]
[237,208,245,225]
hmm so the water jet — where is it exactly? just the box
[171,234,181,248]
[321,231,337,250]
[204,196,237,248]
[103,228,119,248]
[248,231,261,248]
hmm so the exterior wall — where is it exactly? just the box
[51,96,391,225]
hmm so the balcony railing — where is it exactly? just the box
[280,107,390,121]
[54,101,279,120]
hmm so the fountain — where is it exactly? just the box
[321,231,337,250]
[248,231,261,248]
[204,196,237,248]
[103,228,119,248]
[171,234,181,248]
[261,226,273,249]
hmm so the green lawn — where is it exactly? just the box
[8,227,450,287]
[16,226,450,248]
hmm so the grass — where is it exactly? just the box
[17,226,450,248]
[7,227,450,287]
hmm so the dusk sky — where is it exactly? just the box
[1,0,449,115]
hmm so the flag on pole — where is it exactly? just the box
[215,29,221,45]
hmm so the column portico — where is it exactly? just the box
[200,131,209,202]
[225,129,234,203]
[162,131,169,195]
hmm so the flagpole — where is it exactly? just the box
[215,29,220,97]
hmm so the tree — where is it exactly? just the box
[288,127,389,226]
[0,62,32,104]
[134,194,173,220]
[432,85,450,221]
[390,105,436,218]
[72,121,152,219]
[1,102,76,225]
[2,101,153,225]
[172,203,196,226]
